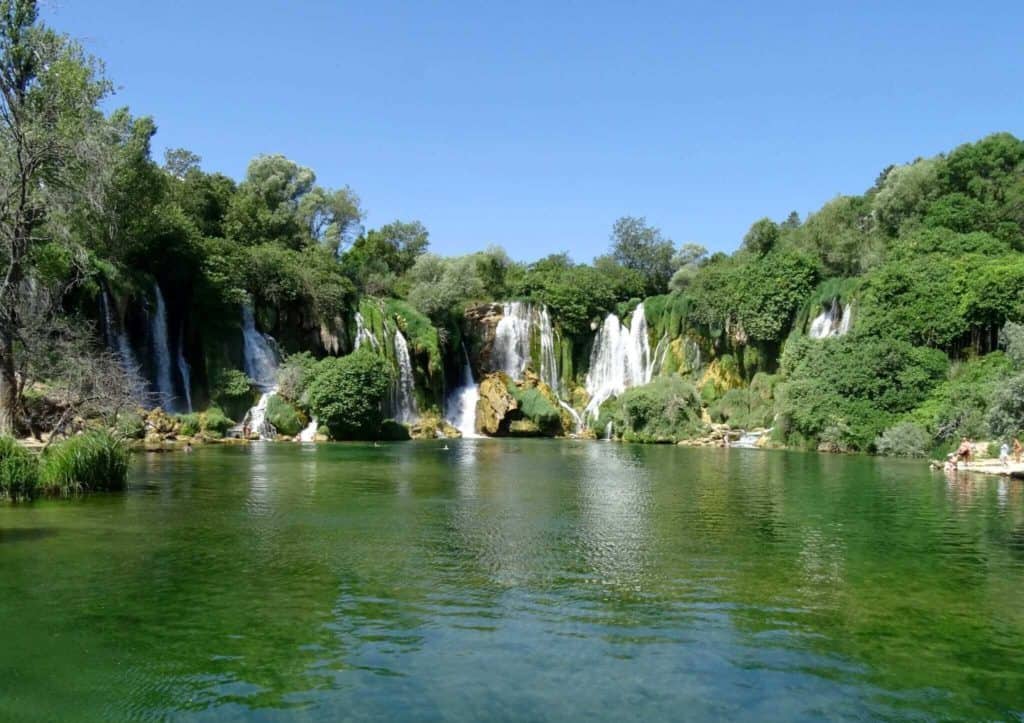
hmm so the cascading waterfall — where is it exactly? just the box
[537,305,559,391]
[493,301,533,379]
[446,344,481,438]
[100,289,139,372]
[354,312,379,350]
[390,329,418,423]
[150,283,177,410]
[809,298,853,339]
[176,321,192,413]
[240,305,280,440]
[558,399,583,435]
[298,418,319,442]
[583,303,652,420]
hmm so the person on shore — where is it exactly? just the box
[956,437,973,465]
[1014,437,1022,464]
[1000,442,1010,467]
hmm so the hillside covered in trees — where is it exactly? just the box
[3,2,1024,464]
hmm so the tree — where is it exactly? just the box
[742,218,779,256]
[343,220,429,293]
[609,216,676,295]
[163,148,201,179]
[0,0,111,433]
[668,243,707,292]
[306,349,392,439]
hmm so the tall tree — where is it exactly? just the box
[0,0,110,432]
[609,216,676,295]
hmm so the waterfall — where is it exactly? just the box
[604,421,613,440]
[583,303,652,420]
[734,428,772,449]
[390,329,418,423]
[150,283,177,410]
[809,298,852,339]
[299,417,319,442]
[240,304,280,440]
[176,321,192,413]
[558,399,583,435]
[354,312,379,350]
[649,334,669,379]
[100,289,139,372]
[445,344,481,438]
[493,301,533,379]
[537,305,559,391]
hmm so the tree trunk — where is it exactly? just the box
[0,331,17,435]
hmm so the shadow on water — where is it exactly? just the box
[0,526,56,543]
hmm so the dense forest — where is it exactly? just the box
[3,0,1024,498]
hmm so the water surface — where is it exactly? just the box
[1,441,1023,720]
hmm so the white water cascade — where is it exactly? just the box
[809,299,853,339]
[298,417,319,442]
[493,302,534,380]
[446,345,481,438]
[390,329,418,423]
[176,321,192,413]
[733,428,772,449]
[583,303,653,420]
[100,289,139,372]
[536,305,559,392]
[354,312,379,350]
[150,283,177,410]
[240,305,280,440]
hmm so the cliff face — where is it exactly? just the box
[463,303,504,379]
[476,372,518,435]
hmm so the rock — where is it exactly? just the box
[146,408,178,435]
[463,303,504,377]
[476,372,518,435]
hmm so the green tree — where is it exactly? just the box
[307,350,392,439]
[0,0,111,432]
[742,218,779,256]
[609,216,676,295]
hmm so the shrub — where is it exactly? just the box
[614,377,703,443]
[210,368,255,421]
[307,349,392,439]
[505,382,561,434]
[988,372,1024,439]
[176,413,201,437]
[40,430,129,496]
[265,394,304,437]
[0,437,40,502]
[276,351,318,404]
[200,407,234,438]
[114,412,146,440]
[875,422,932,457]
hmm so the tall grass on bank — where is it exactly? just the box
[39,429,129,496]
[0,436,40,501]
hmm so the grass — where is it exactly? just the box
[39,429,129,496]
[0,436,40,502]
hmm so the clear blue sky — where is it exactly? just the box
[43,0,1024,261]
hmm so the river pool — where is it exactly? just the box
[1,440,1023,720]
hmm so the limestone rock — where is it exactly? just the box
[508,419,542,436]
[476,372,517,435]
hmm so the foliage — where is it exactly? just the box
[609,216,678,295]
[276,352,318,405]
[210,369,254,420]
[113,412,146,440]
[176,413,201,436]
[39,429,129,496]
[777,334,947,451]
[505,382,561,434]
[265,394,305,437]
[344,220,429,295]
[613,377,703,443]
[200,407,233,438]
[306,350,392,439]
[905,353,1012,441]
[875,422,932,458]
[0,436,39,501]
[988,372,1024,439]
[510,254,618,336]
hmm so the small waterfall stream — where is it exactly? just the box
[100,289,139,372]
[446,344,481,438]
[809,299,853,339]
[298,418,319,442]
[493,302,533,379]
[150,283,177,410]
[390,329,418,423]
[176,321,192,413]
[354,312,379,350]
[240,305,280,440]
[584,303,652,420]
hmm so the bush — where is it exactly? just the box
[506,382,561,434]
[210,368,255,421]
[276,351,318,404]
[875,422,932,457]
[200,407,234,438]
[614,377,703,443]
[265,394,305,437]
[307,349,392,439]
[988,372,1024,439]
[0,437,40,502]
[114,412,146,440]
[176,413,201,436]
[40,430,129,496]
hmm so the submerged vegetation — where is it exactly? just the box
[0,0,1022,503]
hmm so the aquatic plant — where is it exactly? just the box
[40,430,129,496]
[0,436,40,502]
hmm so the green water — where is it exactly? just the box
[1,441,1023,721]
